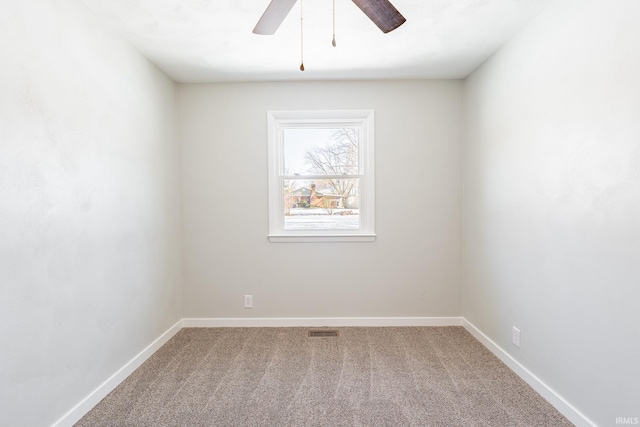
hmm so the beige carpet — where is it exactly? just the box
[75,327,573,426]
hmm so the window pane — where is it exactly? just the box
[284,178,360,230]
[283,128,359,175]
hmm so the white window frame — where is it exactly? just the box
[267,110,375,243]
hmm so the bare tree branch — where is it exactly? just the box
[304,128,359,196]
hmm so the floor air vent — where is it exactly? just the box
[308,330,339,337]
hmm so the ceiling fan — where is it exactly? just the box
[253,0,406,35]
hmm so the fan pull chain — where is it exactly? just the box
[332,0,336,47]
[300,0,305,71]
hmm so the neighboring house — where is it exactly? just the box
[288,184,344,209]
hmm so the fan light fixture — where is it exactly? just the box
[253,0,406,71]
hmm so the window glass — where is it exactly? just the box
[283,178,360,230]
[283,128,359,175]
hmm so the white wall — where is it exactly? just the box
[179,81,462,319]
[0,1,182,426]
[463,0,640,425]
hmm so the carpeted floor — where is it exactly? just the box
[75,327,573,426]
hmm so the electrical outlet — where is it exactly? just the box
[512,327,521,348]
[244,295,253,309]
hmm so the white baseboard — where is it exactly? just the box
[182,316,463,328]
[462,319,596,427]
[51,319,183,427]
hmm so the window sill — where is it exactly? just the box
[268,234,376,243]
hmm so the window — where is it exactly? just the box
[267,110,375,242]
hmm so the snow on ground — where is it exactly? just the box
[288,208,359,216]
[285,213,359,230]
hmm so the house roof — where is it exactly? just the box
[290,187,344,198]
[291,187,319,197]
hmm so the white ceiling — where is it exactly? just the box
[80,0,552,83]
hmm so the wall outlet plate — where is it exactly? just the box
[244,295,253,309]
[512,326,521,348]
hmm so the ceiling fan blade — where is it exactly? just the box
[253,0,299,35]
[351,0,406,33]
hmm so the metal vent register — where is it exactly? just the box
[308,329,339,337]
